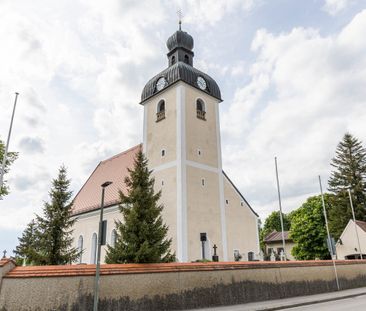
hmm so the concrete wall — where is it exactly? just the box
[1,260,366,311]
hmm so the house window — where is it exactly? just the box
[161,149,166,157]
[91,233,97,264]
[197,149,201,156]
[196,99,206,120]
[201,178,205,186]
[111,229,117,247]
[161,180,164,186]
[225,199,229,205]
[171,55,176,65]
[156,100,165,122]
[240,201,244,207]
[77,235,83,264]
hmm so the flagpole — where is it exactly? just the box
[0,92,19,193]
[274,157,286,260]
[319,175,340,290]
[348,188,362,260]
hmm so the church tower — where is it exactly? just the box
[140,27,228,262]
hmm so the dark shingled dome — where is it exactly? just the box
[140,29,222,104]
[166,30,194,52]
[140,62,221,103]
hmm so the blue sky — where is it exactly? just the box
[1,0,366,255]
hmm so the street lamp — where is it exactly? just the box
[93,181,112,311]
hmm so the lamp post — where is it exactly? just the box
[0,92,19,193]
[93,181,112,311]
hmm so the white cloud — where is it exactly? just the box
[323,0,352,15]
[222,10,366,220]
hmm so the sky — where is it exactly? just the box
[1,0,366,255]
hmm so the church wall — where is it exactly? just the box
[152,166,178,257]
[72,206,121,264]
[185,84,219,168]
[186,166,223,261]
[145,86,177,168]
[223,176,259,261]
[2,261,366,310]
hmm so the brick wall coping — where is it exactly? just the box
[0,258,15,267]
[4,260,365,279]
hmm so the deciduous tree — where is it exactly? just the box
[290,195,331,260]
[0,138,18,198]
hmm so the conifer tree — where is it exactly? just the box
[328,133,366,239]
[0,138,18,198]
[34,166,79,265]
[105,150,175,263]
[13,219,40,265]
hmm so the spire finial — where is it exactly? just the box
[177,9,183,30]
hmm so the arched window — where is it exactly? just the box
[156,99,165,122]
[111,229,117,247]
[91,233,97,264]
[196,99,206,120]
[171,55,176,65]
[184,54,189,64]
[77,235,83,264]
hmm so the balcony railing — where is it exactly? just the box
[156,111,165,122]
[196,110,206,120]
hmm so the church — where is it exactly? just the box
[71,26,259,263]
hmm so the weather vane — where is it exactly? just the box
[177,9,183,30]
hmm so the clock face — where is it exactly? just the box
[156,77,167,91]
[197,76,207,90]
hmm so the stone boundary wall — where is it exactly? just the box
[1,260,366,310]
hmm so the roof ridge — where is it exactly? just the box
[101,144,142,164]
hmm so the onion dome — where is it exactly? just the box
[166,30,194,52]
[140,28,221,104]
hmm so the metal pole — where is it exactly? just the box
[319,175,340,290]
[0,92,19,192]
[93,181,112,311]
[348,188,362,260]
[274,157,286,260]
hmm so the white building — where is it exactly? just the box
[336,219,366,259]
[71,27,260,263]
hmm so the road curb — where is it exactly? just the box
[257,291,366,310]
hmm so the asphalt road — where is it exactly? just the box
[281,294,366,311]
[188,287,366,311]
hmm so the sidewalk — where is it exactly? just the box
[188,287,366,311]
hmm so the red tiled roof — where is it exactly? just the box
[264,230,291,243]
[71,144,141,215]
[356,220,366,233]
[5,261,365,278]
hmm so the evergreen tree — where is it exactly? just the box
[34,166,79,265]
[0,138,18,198]
[13,219,40,265]
[105,150,175,264]
[328,133,366,239]
[290,195,331,260]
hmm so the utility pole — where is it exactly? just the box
[0,92,19,193]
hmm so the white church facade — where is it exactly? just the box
[71,27,260,263]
